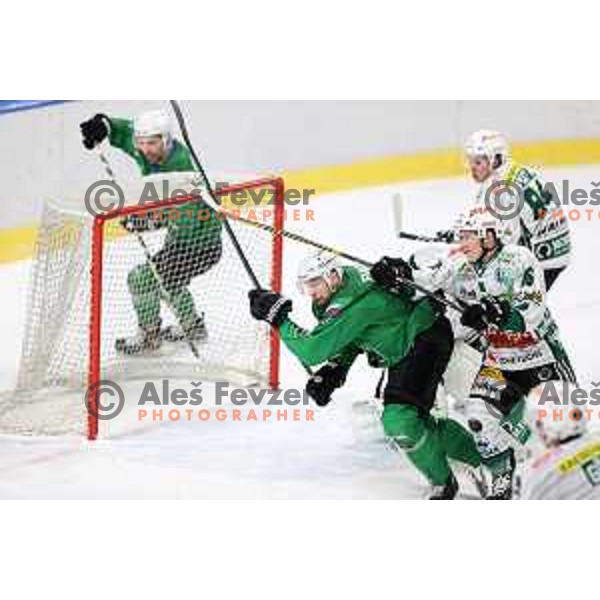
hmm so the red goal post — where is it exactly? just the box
[0,175,285,440]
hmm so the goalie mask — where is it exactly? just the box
[297,251,343,299]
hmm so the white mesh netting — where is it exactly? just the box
[0,174,283,437]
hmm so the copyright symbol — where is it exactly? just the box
[485,379,524,420]
[84,180,125,217]
[85,380,125,421]
[484,179,525,221]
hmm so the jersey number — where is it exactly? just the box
[524,180,555,221]
[582,459,600,486]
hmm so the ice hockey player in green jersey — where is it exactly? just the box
[248,251,486,499]
[80,109,223,354]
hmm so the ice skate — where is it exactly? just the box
[161,315,208,343]
[429,472,458,500]
[115,324,162,355]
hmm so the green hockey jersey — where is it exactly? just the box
[109,117,222,248]
[279,266,438,368]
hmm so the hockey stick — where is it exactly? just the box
[166,102,316,379]
[398,231,452,243]
[392,193,454,243]
[169,100,262,290]
[207,208,467,313]
[97,150,200,359]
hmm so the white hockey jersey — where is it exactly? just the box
[472,161,571,271]
[414,243,571,373]
[519,433,600,499]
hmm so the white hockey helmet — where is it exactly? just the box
[528,382,588,446]
[297,250,343,294]
[454,207,510,242]
[464,130,509,171]
[133,110,174,151]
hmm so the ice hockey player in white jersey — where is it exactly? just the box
[405,207,577,498]
[439,130,571,291]
[518,383,600,500]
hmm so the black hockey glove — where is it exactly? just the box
[435,229,456,244]
[370,256,414,296]
[249,289,292,326]
[305,362,348,407]
[461,297,511,331]
[80,114,111,150]
[460,304,487,331]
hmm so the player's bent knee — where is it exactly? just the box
[382,404,427,450]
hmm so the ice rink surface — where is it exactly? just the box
[0,165,598,499]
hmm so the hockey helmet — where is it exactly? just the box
[297,251,343,294]
[453,207,509,242]
[465,130,509,171]
[528,382,588,446]
[133,109,174,152]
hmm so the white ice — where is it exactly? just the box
[0,165,599,499]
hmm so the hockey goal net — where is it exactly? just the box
[0,174,284,439]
